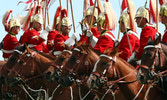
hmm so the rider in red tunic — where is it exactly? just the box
[135,7,157,59]
[20,14,48,52]
[79,6,100,45]
[47,6,61,52]
[53,14,72,56]
[160,3,167,43]
[118,11,140,61]
[2,17,21,61]
[93,12,116,53]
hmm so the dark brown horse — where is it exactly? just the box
[4,46,55,100]
[88,48,167,100]
[137,35,167,84]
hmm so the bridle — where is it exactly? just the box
[140,43,166,79]
[91,54,137,89]
[7,51,45,86]
[63,48,92,79]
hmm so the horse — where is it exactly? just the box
[88,48,167,100]
[137,35,167,86]
[58,44,99,87]
[45,49,72,81]
[53,44,125,100]
[4,45,55,100]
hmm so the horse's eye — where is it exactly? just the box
[59,57,65,61]
[101,62,108,66]
[70,56,76,62]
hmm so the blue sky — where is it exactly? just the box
[0,0,165,60]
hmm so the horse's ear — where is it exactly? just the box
[104,48,112,56]
[110,47,119,56]
[154,33,161,45]
[114,40,119,48]
[147,36,153,44]
[25,44,31,53]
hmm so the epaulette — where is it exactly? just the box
[145,23,156,28]
[127,30,140,39]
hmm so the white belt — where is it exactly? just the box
[28,44,37,48]
[53,51,62,56]
[1,49,14,53]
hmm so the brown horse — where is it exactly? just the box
[137,36,167,85]
[4,46,55,100]
[45,49,72,81]
[58,44,99,86]
[53,44,125,100]
[52,44,100,100]
[88,48,167,100]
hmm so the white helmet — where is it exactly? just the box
[9,17,21,29]
[135,7,150,22]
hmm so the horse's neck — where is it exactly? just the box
[159,43,167,70]
[88,50,99,71]
[35,54,54,72]
[116,58,143,99]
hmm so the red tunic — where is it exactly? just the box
[118,31,140,61]
[2,33,19,58]
[136,25,157,59]
[47,30,59,51]
[79,34,88,45]
[94,31,115,53]
[91,27,100,39]
[54,33,69,52]
[20,28,44,51]
[162,29,167,43]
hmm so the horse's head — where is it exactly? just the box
[7,46,53,87]
[45,50,72,81]
[87,48,117,89]
[0,44,27,79]
[58,44,99,87]
[137,35,167,84]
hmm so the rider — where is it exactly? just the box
[118,11,140,61]
[53,9,72,56]
[135,7,157,59]
[79,5,100,45]
[20,14,48,52]
[93,12,116,53]
[160,2,167,43]
[47,6,61,52]
[2,17,21,61]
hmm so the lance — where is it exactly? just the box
[67,0,69,14]
[117,0,121,41]
[89,0,97,29]
[84,0,88,16]
[70,0,76,33]
[156,0,159,32]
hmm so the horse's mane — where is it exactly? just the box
[117,56,137,71]
[37,52,56,61]
[160,42,167,56]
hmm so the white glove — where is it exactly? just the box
[71,32,78,40]
[136,60,141,65]
[82,23,89,31]
[91,36,98,47]
[127,52,136,62]
[64,38,75,47]
[86,30,93,37]
[39,30,49,41]
[46,25,52,32]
